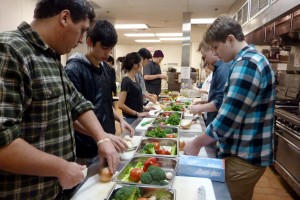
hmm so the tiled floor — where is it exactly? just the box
[253,167,299,200]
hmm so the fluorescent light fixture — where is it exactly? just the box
[155,33,183,37]
[124,33,155,37]
[191,18,215,24]
[159,38,183,41]
[115,24,148,29]
[135,39,161,43]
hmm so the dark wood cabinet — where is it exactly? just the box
[275,14,291,37]
[292,9,300,31]
[265,23,275,44]
[251,28,266,45]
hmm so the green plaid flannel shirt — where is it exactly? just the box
[0,22,93,199]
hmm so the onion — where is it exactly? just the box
[99,167,113,182]
[179,140,185,151]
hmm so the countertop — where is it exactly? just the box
[71,116,231,200]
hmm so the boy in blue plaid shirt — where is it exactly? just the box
[184,15,276,200]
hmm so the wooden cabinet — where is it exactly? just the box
[275,14,291,37]
[292,8,300,31]
[265,23,275,44]
[251,28,266,45]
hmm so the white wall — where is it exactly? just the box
[0,0,36,32]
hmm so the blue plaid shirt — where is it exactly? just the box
[206,45,275,167]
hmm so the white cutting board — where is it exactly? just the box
[179,119,202,133]
[172,176,216,200]
[135,118,154,131]
[71,174,116,200]
[119,136,142,160]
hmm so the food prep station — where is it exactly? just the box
[71,96,231,200]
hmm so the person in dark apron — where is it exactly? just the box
[143,50,167,96]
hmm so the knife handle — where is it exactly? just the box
[194,185,206,200]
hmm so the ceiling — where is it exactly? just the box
[89,0,238,44]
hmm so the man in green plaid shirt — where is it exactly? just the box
[0,1,120,199]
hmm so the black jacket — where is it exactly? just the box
[65,53,115,158]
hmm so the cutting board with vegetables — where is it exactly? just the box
[135,118,155,131]
[172,176,216,200]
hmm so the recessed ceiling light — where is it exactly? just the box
[124,33,155,37]
[155,33,183,37]
[191,18,215,24]
[159,38,183,41]
[135,39,161,43]
[115,24,148,29]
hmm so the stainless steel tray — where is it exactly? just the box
[113,155,178,188]
[144,126,179,138]
[136,138,178,157]
[156,111,183,119]
[105,183,176,200]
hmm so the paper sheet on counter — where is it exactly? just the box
[71,174,115,200]
[172,176,216,200]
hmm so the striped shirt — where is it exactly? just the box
[206,45,275,167]
[0,22,93,199]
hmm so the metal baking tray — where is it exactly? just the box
[144,126,179,138]
[105,183,176,200]
[152,112,182,126]
[113,155,178,188]
[156,111,183,119]
[136,138,179,157]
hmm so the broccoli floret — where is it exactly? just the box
[141,143,156,154]
[140,172,153,184]
[113,185,141,200]
[147,165,166,181]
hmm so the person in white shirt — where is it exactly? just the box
[199,63,213,101]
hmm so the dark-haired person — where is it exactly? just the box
[118,52,151,124]
[190,41,231,126]
[65,20,134,166]
[0,1,121,199]
[143,49,167,96]
[136,48,157,104]
[184,15,275,200]
[106,55,117,96]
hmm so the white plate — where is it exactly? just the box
[119,136,143,160]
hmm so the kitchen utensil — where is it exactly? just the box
[140,119,154,126]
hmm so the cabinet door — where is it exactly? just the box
[251,28,266,45]
[292,9,300,31]
[265,23,275,44]
[275,15,291,37]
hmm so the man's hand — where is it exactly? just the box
[190,104,202,115]
[120,119,135,137]
[57,162,86,189]
[97,141,120,174]
[160,74,167,80]
[107,134,128,153]
[183,137,202,156]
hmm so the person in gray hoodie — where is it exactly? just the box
[65,20,134,166]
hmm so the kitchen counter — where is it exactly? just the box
[71,116,231,200]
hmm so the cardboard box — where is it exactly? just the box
[177,155,225,182]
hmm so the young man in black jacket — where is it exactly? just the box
[65,20,134,166]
